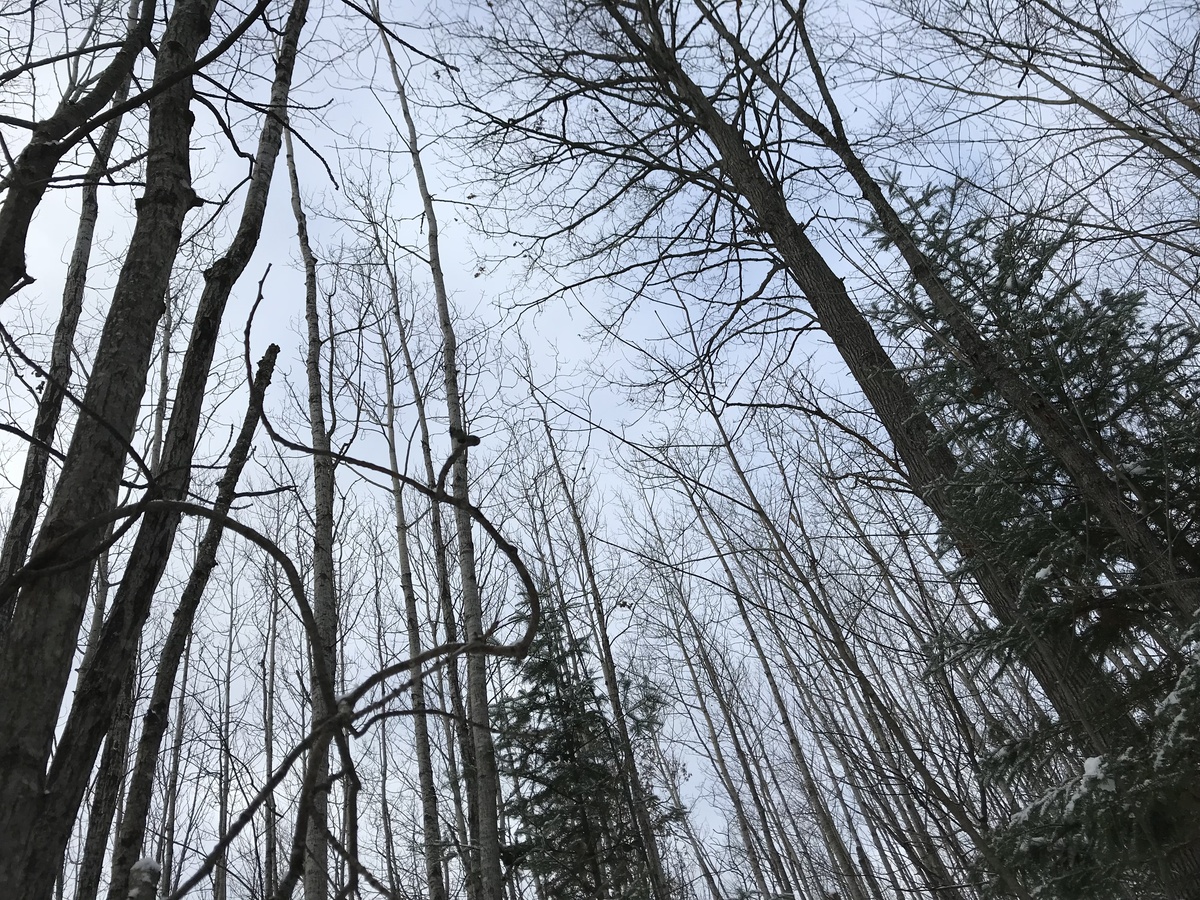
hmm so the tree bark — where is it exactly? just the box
[74,676,134,900]
[104,346,279,900]
[285,125,338,900]
[394,79,505,900]
[157,631,190,900]
[0,0,220,892]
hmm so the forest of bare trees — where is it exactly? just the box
[0,0,1198,898]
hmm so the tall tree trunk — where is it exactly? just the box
[213,592,236,900]
[75,676,135,900]
[0,0,222,892]
[263,560,280,900]
[394,80,504,900]
[379,330,448,900]
[373,628,401,899]
[105,346,279,900]
[598,0,1130,751]
[157,632,190,900]
[285,127,338,900]
[76,239,176,900]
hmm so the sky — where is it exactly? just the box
[11,1,1193,892]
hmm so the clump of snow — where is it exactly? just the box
[131,858,161,878]
[1080,756,1115,793]
[127,858,161,900]
[1034,566,1053,581]
[1156,690,1181,715]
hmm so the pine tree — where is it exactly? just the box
[878,183,1198,679]
[493,596,672,900]
[873,182,1200,897]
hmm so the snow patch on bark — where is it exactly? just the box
[128,857,161,899]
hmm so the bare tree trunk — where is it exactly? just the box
[393,80,504,900]
[285,127,338,900]
[7,2,308,890]
[76,231,175,900]
[214,594,236,900]
[75,676,135,900]
[438,670,476,897]
[158,632,190,900]
[0,0,225,892]
[372,619,401,899]
[264,564,280,900]
[379,330,449,900]
[105,346,279,900]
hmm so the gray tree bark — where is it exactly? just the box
[0,0,223,892]
[395,80,505,900]
[285,126,338,900]
[104,346,279,900]
[74,676,134,900]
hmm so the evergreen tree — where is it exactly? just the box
[878,182,1198,681]
[873,182,1200,897]
[493,595,672,900]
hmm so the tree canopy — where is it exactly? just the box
[0,0,1197,898]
